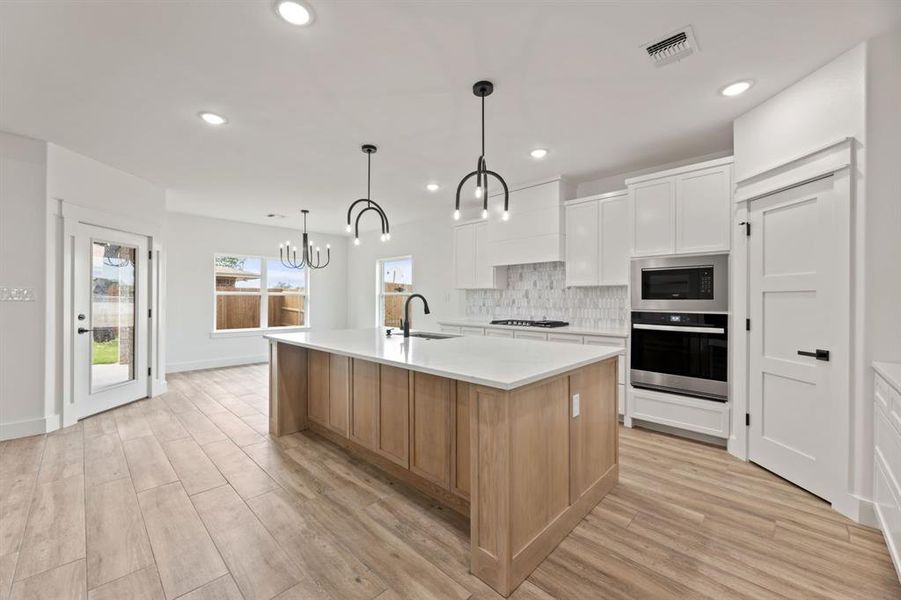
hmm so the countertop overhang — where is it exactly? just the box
[266,328,623,390]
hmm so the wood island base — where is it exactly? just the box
[269,341,619,597]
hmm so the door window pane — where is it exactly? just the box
[91,241,136,391]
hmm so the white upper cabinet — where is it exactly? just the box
[675,164,732,254]
[454,221,506,289]
[453,223,476,289]
[564,190,630,287]
[564,200,599,286]
[630,178,675,256]
[627,157,733,257]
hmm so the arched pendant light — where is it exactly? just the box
[346,144,390,245]
[454,80,510,221]
[279,209,330,269]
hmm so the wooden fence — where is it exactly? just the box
[216,293,305,329]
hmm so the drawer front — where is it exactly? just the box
[440,325,462,334]
[582,335,625,383]
[513,331,548,341]
[547,333,583,344]
[485,328,514,339]
[630,387,729,438]
[459,326,485,336]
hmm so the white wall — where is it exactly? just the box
[346,216,463,330]
[164,211,347,372]
[0,132,47,438]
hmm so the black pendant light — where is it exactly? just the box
[454,80,510,222]
[279,209,330,269]
[346,144,390,246]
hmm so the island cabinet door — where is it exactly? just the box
[569,358,618,501]
[350,359,379,450]
[451,382,471,499]
[308,350,330,426]
[328,355,350,436]
[378,365,410,468]
[410,373,452,487]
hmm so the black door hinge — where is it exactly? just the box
[148,367,152,376]
[148,250,153,260]
[745,318,750,331]
[739,221,751,236]
[746,413,750,427]
[148,308,152,319]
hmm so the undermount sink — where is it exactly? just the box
[406,331,458,340]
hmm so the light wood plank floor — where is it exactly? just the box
[1,364,899,599]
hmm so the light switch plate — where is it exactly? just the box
[572,393,580,417]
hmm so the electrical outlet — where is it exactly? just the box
[0,287,35,302]
[572,393,580,417]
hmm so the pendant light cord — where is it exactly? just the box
[367,151,372,205]
[481,95,486,157]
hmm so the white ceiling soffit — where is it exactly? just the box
[1,1,899,234]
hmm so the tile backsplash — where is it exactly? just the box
[464,262,628,331]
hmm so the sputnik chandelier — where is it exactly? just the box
[279,209,330,270]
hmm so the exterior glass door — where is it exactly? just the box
[90,241,137,391]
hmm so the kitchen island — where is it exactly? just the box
[266,328,622,596]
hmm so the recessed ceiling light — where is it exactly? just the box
[199,112,227,125]
[720,80,753,97]
[530,148,549,159]
[426,183,440,192]
[275,0,314,26]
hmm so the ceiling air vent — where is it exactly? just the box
[643,26,698,67]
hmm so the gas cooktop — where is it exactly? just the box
[490,319,570,328]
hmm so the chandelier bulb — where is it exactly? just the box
[502,210,510,221]
[345,224,352,233]
[385,232,391,241]
[326,243,330,249]
[354,237,361,246]
[380,233,386,242]
[453,209,461,221]
[475,186,483,199]
[481,209,489,219]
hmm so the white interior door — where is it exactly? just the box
[748,175,847,501]
[73,223,149,418]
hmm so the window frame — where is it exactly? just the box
[376,255,414,329]
[211,253,310,337]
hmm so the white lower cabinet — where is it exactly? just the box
[629,387,729,439]
[485,329,514,338]
[513,331,548,341]
[459,326,485,336]
[440,325,462,334]
[873,365,901,578]
[546,333,583,344]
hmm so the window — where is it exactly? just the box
[377,256,413,328]
[214,255,308,331]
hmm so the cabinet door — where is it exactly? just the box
[453,224,475,289]
[599,195,630,284]
[473,222,496,288]
[452,382,471,499]
[410,373,451,487]
[631,178,675,256]
[675,165,732,254]
[569,360,617,501]
[565,201,599,287]
[328,354,350,436]
[307,350,329,426]
[350,359,378,450]
[378,365,410,467]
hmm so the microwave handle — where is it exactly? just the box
[632,324,726,335]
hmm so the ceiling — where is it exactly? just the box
[2,1,900,234]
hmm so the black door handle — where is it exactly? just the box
[77,327,93,334]
[798,349,830,361]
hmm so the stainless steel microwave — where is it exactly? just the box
[630,254,729,313]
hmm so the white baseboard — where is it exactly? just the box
[0,414,58,441]
[166,354,268,374]
[833,491,879,528]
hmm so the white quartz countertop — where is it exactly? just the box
[266,328,623,391]
[875,362,901,393]
[438,319,628,338]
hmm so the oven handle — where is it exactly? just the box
[632,324,726,334]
